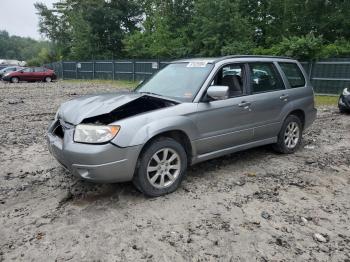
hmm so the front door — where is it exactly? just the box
[194,63,254,156]
[20,68,35,81]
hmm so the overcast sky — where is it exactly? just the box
[0,0,56,40]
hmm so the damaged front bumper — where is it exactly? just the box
[47,120,142,183]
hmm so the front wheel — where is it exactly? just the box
[273,115,302,154]
[133,137,188,197]
[11,77,19,83]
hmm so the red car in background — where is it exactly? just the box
[2,67,56,83]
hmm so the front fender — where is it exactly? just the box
[112,116,199,148]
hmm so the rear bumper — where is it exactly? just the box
[47,127,142,183]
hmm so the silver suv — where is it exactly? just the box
[48,56,317,196]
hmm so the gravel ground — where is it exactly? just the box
[0,81,349,262]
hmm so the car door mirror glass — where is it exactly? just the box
[207,85,229,100]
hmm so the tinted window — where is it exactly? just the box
[22,68,33,73]
[34,67,44,72]
[249,63,284,93]
[212,63,245,98]
[279,62,306,88]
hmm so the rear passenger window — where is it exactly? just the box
[249,63,284,93]
[34,67,44,72]
[279,62,306,88]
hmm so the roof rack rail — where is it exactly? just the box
[214,55,293,63]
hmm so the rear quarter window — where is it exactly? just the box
[279,62,306,88]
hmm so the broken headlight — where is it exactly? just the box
[74,124,120,144]
[343,88,350,96]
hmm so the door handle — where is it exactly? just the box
[238,101,251,108]
[280,94,289,101]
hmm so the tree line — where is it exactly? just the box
[11,0,350,63]
[0,30,55,65]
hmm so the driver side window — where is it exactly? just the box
[212,63,245,98]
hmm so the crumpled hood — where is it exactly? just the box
[58,91,144,125]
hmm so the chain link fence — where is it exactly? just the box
[44,58,350,95]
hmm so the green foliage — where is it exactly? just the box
[123,0,193,58]
[188,0,253,56]
[0,30,55,63]
[26,47,58,66]
[34,0,350,60]
[253,35,324,60]
[36,0,142,60]
[319,40,350,58]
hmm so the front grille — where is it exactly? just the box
[51,119,74,139]
[52,121,64,138]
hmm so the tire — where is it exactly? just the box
[339,106,346,114]
[44,76,52,83]
[133,137,188,197]
[273,115,303,154]
[11,77,19,83]
[338,97,347,113]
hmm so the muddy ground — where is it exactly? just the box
[0,81,349,262]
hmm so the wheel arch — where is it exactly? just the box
[137,130,193,166]
[11,76,20,82]
[287,109,305,129]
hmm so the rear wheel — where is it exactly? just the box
[44,76,52,83]
[273,115,302,154]
[11,77,19,83]
[133,137,187,197]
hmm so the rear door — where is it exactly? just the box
[246,62,290,141]
[33,67,45,81]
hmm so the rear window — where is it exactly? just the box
[279,62,306,88]
[249,62,285,94]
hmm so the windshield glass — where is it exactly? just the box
[0,67,13,73]
[136,62,214,101]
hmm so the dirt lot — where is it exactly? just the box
[0,81,349,262]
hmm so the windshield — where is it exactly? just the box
[136,62,214,101]
[0,67,14,73]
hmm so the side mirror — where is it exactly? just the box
[207,85,229,100]
[139,80,144,85]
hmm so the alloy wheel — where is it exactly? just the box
[146,148,181,189]
[284,122,300,149]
